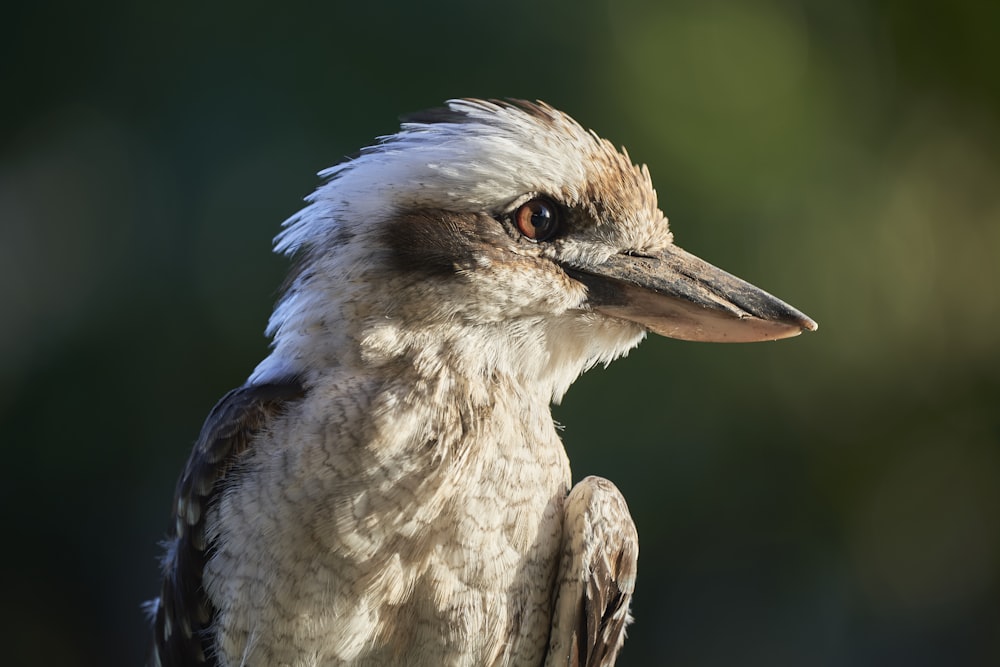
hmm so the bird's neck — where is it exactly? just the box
[255,305,577,500]
[255,315,574,407]
[251,252,646,403]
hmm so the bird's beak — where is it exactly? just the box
[564,244,818,342]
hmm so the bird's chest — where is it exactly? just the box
[207,390,571,666]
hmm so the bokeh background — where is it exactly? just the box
[4,0,999,664]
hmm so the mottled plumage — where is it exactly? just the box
[148,99,815,667]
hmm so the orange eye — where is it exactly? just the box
[514,198,560,241]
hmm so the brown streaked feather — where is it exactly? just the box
[149,380,304,667]
[401,98,561,128]
[546,476,639,667]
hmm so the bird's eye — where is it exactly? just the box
[514,198,560,242]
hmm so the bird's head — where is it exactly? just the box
[253,99,816,401]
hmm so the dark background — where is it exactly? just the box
[3,0,999,665]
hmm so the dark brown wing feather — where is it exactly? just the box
[546,476,639,667]
[148,380,304,667]
[578,527,637,667]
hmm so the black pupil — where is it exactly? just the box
[530,204,552,231]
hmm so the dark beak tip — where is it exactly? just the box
[776,304,819,333]
[758,310,818,342]
[779,308,818,334]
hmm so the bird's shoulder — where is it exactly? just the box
[149,378,305,667]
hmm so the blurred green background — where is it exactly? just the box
[3,0,999,664]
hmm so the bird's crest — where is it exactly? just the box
[273,98,660,258]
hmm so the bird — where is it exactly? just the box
[147,98,817,667]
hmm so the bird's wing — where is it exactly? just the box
[545,476,639,667]
[148,380,304,667]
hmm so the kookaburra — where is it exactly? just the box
[148,99,816,667]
